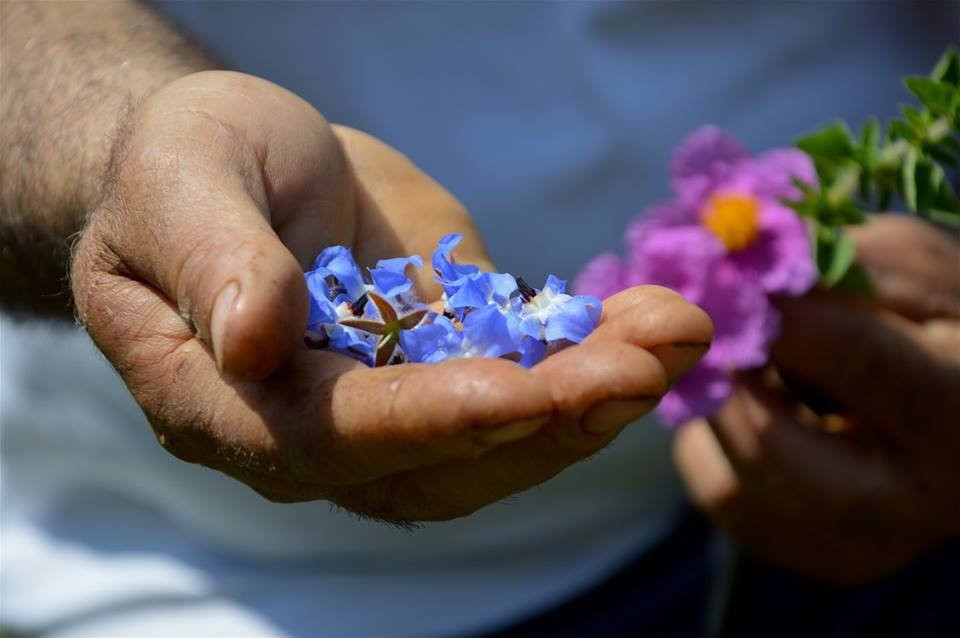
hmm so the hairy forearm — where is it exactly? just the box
[0,0,214,317]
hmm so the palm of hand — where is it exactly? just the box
[72,71,712,522]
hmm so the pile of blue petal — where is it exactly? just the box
[304,234,602,368]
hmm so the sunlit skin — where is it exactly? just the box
[70,71,714,522]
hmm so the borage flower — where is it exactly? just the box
[304,247,429,366]
[305,234,602,368]
[575,126,817,425]
[517,275,601,346]
[432,233,518,316]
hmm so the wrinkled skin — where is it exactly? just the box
[675,215,960,584]
[71,71,713,522]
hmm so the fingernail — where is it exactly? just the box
[582,398,658,435]
[210,281,240,370]
[649,343,709,381]
[475,414,550,448]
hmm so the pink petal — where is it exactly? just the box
[670,126,750,204]
[732,201,817,296]
[626,225,724,301]
[699,261,780,369]
[625,201,695,254]
[656,362,733,427]
[572,252,626,300]
[748,148,817,200]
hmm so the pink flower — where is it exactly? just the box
[575,126,817,425]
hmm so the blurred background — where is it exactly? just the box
[155,0,957,283]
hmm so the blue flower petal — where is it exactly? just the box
[487,272,519,304]
[369,255,424,297]
[446,275,491,309]
[312,246,367,300]
[304,270,339,327]
[327,325,376,366]
[462,304,523,358]
[543,274,566,296]
[376,255,424,273]
[518,337,546,368]
[432,233,479,286]
[369,268,412,298]
[445,271,520,311]
[519,315,543,340]
[543,295,602,343]
[400,315,462,363]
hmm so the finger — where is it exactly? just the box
[922,318,960,365]
[586,285,714,381]
[673,418,741,517]
[329,340,666,522]
[677,410,924,585]
[83,72,353,381]
[533,339,666,431]
[772,293,960,435]
[708,375,912,530]
[333,125,496,300]
[847,215,960,321]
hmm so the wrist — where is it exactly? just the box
[0,0,215,317]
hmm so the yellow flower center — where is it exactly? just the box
[702,193,760,252]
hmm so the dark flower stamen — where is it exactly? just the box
[352,293,369,316]
[516,277,538,303]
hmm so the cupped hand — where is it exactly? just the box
[72,71,713,522]
[674,215,960,584]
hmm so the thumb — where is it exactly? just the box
[80,182,308,381]
[74,73,352,380]
[178,219,308,381]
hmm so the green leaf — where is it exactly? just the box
[926,144,957,167]
[859,116,879,149]
[832,262,874,296]
[932,175,960,213]
[931,46,960,86]
[816,229,857,287]
[837,200,867,225]
[856,118,880,193]
[877,184,893,212]
[912,156,943,212]
[928,208,960,227]
[888,119,917,143]
[902,148,919,211]
[900,104,925,128]
[826,162,861,207]
[796,122,854,158]
[905,76,954,115]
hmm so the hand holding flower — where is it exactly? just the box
[674,215,960,584]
